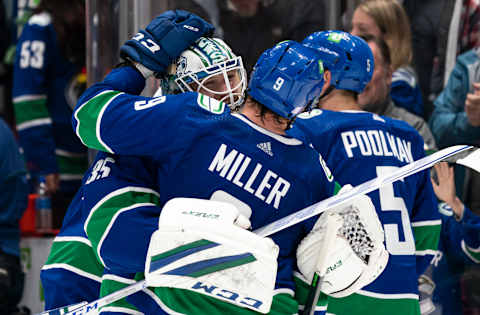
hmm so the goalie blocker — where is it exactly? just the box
[144,198,279,314]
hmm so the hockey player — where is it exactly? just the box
[70,12,387,315]
[40,12,243,311]
[289,31,440,315]
[12,1,88,225]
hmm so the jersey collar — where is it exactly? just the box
[232,113,303,146]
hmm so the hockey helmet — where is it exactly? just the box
[247,40,325,119]
[302,31,374,93]
[170,37,247,110]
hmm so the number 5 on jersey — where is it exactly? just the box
[377,166,415,255]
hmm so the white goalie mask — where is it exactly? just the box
[172,37,247,110]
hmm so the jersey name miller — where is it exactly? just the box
[341,129,414,163]
[208,143,291,209]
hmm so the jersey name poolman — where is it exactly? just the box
[208,143,291,210]
[341,129,414,163]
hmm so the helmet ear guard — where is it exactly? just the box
[302,31,374,94]
[247,41,325,119]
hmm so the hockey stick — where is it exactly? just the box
[301,213,341,315]
[54,144,475,315]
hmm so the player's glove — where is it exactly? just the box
[120,10,214,77]
[297,185,389,298]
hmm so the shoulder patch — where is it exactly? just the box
[29,12,52,26]
[197,93,226,115]
[319,153,334,182]
[297,109,323,119]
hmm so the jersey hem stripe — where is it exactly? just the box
[411,220,442,227]
[16,117,52,131]
[41,263,102,282]
[356,290,419,300]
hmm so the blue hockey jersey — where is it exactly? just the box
[289,109,440,315]
[430,203,480,315]
[71,66,337,314]
[12,12,87,192]
[40,152,160,312]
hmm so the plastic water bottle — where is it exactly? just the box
[36,176,52,232]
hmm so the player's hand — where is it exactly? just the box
[465,82,480,127]
[120,10,214,77]
[45,173,60,195]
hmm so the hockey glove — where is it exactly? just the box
[120,10,214,77]
[297,185,389,298]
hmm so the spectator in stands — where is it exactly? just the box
[418,162,480,315]
[404,0,480,120]
[12,0,87,229]
[168,0,327,71]
[357,34,437,151]
[430,47,480,149]
[0,118,28,315]
[351,0,425,118]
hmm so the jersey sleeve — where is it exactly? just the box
[410,139,442,276]
[391,68,424,117]
[442,206,480,264]
[12,21,57,176]
[72,66,222,159]
[81,155,162,273]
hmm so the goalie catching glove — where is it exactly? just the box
[145,198,279,314]
[297,185,389,298]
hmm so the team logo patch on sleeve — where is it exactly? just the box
[197,93,226,114]
[319,153,334,182]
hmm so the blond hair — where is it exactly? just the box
[356,0,412,70]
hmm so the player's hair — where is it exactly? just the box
[246,95,290,126]
[355,0,411,71]
[361,34,391,67]
[34,0,85,65]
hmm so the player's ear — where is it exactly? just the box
[321,70,332,93]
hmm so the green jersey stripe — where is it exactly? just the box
[327,291,421,315]
[294,273,328,310]
[100,277,141,313]
[151,286,300,315]
[84,187,160,266]
[413,224,441,251]
[44,240,103,278]
[14,98,49,125]
[74,90,121,153]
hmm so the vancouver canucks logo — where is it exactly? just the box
[176,56,188,76]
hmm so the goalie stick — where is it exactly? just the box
[45,145,475,315]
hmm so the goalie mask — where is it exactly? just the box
[171,37,247,110]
